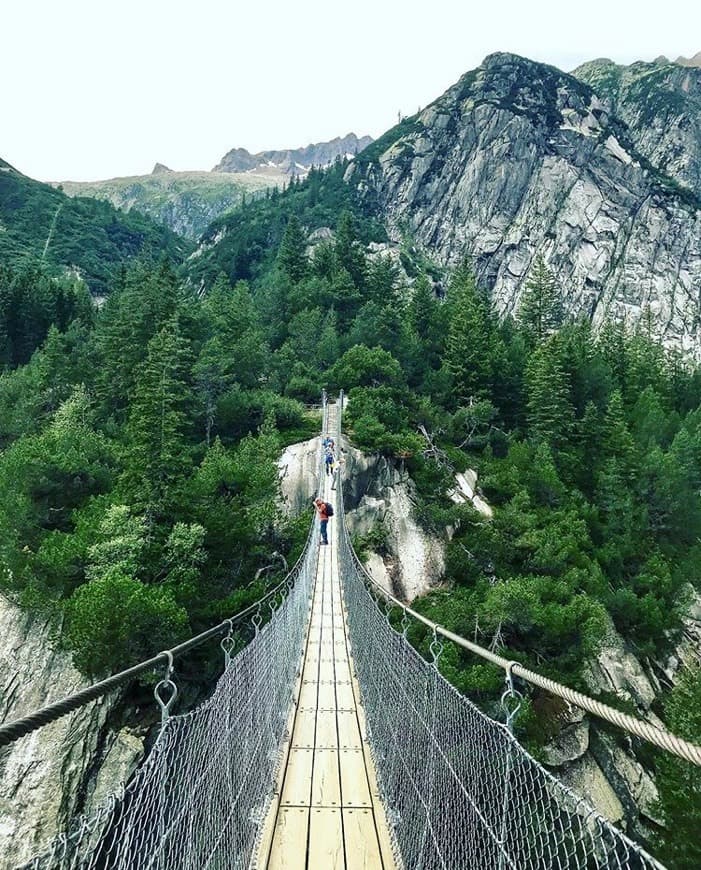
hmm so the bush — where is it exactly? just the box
[65,570,189,675]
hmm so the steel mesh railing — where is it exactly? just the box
[334,395,665,870]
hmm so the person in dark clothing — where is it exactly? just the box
[324,449,334,476]
[314,498,330,545]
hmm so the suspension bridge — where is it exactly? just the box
[2,394,700,869]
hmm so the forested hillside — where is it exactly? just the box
[0,159,189,293]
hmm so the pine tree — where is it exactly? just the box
[598,317,628,394]
[526,337,573,450]
[518,255,563,344]
[277,216,308,284]
[601,390,636,478]
[123,321,194,515]
[334,211,366,290]
[443,263,493,402]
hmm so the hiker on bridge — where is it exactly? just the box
[314,497,333,545]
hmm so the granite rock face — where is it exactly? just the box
[0,595,143,867]
[574,57,701,199]
[349,52,701,354]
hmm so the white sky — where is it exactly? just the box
[2,0,700,182]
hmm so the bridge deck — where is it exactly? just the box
[256,465,396,870]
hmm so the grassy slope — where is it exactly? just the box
[55,170,274,239]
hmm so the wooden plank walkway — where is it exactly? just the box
[256,445,397,870]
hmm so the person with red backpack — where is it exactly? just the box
[314,497,333,545]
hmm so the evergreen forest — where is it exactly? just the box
[1,160,699,867]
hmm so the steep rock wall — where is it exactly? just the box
[351,52,701,354]
[0,595,143,867]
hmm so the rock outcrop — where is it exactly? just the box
[541,600,701,839]
[278,437,323,514]
[349,52,701,355]
[340,440,445,601]
[277,435,444,601]
[0,595,143,867]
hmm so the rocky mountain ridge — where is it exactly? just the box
[53,133,373,239]
[347,52,701,354]
[213,132,373,177]
[0,158,189,292]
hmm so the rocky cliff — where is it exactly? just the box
[348,52,701,355]
[573,56,701,199]
[214,133,373,177]
[0,595,143,867]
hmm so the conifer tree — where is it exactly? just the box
[334,211,366,290]
[518,255,563,344]
[601,390,636,476]
[277,216,308,284]
[597,317,628,393]
[526,337,573,449]
[124,321,194,515]
[443,263,493,401]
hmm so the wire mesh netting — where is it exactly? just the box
[337,482,665,870]
[16,435,326,870]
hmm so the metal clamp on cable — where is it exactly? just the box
[401,606,410,638]
[429,625,444,669]
[252,603,263,635]
[154,651,178,727]
[500,660,523,733]
[220,618,235,667]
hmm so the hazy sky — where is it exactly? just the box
[3,0,699,182]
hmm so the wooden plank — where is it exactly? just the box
[318,659,335,682]
[311,748,341,807]
[291,708,316,749]
[374,800,399,869]
[334,659,352,683]
[298,680,318,709]
[335,681,355,710]
[337,710,363,749]
[281,748,314,807]
[315,709,338,748]
[317,680,336,709]
[339,748,372,808]
[266,807,309,870]
[343,808,384,870]
[308,807,344,870]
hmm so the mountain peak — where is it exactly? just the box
[151,162,172,174]
[676,51,701,67]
